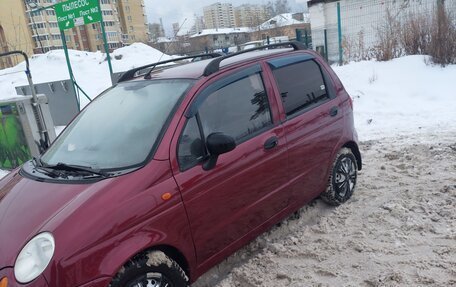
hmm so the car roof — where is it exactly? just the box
[138,48,302,80]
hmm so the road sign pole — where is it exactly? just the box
[97,1,114,85]
[60,29,80,109]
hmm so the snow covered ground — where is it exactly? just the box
[334,56,456,141]
[1,48,455,285]
[0,43,172,107]
[194,131,456,286]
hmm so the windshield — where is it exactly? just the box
[41,79,193,170]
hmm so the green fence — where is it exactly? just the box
[309,0,456,64]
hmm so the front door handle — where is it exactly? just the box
[264,136,278,150]
[329,106,338,117]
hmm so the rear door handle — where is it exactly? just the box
[329,106,338,117]
[264,136,278,150]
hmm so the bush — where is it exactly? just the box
[348,3,456,66]
[373,9,403,61]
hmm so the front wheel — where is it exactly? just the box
[320,147,358,206]
[109,250,188,287]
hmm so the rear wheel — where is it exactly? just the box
[320,148,357,206]
[110,250,188,287]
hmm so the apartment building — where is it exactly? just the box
[85,0,123,51]
[203,2,235,29]
[234,4,268,28]
[0,0,34,69]
[117,0,149,44]
[1,0,149,68]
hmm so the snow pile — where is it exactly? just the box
[0,43,171,106]
[0,170,8,179]
[111,43,173,72]
[190,27,251,38]
[333,55,456,141]
[259,13,309,30]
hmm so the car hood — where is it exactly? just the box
[0,169,114,267]
[0,159,173,270]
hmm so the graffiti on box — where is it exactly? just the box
[0,104,31,169]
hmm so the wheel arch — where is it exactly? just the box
[152,244,191,281]
[342,141,362,170]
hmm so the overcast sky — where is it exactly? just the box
[144,0,309,36]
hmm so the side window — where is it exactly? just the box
[178,116,205,171]
[198,73,272,143]
[272,60,330,117]
[177,72,273,171]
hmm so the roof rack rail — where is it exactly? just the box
[117,53,222,83]
[203,41,306,77]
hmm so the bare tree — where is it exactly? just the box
[266,0,291,18]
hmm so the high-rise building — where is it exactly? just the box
[149,23,165,42]
[172,23,180,36]
[23,0,124,53]
[0,0,149,66]
[0,1,34,69]
[203,2,235,29]
[192,15,205,34]
[234,4,268,28]
[117,0,149,44]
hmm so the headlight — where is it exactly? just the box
[14,232,55,283]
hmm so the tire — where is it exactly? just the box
[109,250,188,287]
[320,147,358,206]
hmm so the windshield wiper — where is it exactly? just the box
[32,157,65,178]
[43,162,109,178]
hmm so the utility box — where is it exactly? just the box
[15,79,80,126]
[0,95,56,170]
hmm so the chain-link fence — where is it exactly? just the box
[309,0,456,64]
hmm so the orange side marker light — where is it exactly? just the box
[161,193,172,201]
[0,277,8,287]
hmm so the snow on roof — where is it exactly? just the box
[259,13,310,30]
[156,37,175,43]
[190,27,252,38]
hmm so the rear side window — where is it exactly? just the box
[272,60,330,117]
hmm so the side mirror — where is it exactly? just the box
[203,132,236,170]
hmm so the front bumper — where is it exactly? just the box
[0,268,48,287]
[0,268,111,287]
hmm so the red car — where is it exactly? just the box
[0,42,361,287]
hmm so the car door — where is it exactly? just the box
[267,54,344,205]
[170,65,289,265]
